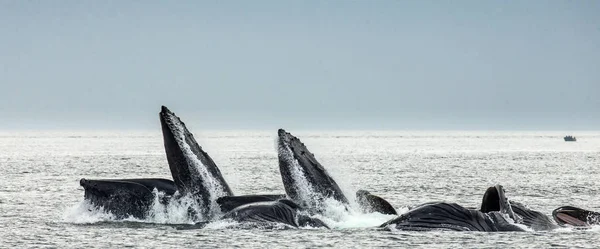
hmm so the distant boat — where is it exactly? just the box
[564,135,577,142]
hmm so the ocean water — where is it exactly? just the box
[1,130,599,248]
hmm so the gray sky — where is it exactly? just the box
[1,1,598,130]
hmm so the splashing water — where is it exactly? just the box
[64,188,398,230]
[63,190,199,225]
[309,198,401,229]
[62,200,118,224]
[146,189,199,224]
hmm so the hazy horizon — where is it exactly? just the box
[1,1,598,130]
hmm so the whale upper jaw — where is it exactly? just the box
[159,106,233,216]
[276,129,349,210]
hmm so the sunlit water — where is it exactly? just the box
[1,130,599,248]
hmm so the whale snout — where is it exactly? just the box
[277,129,292,145]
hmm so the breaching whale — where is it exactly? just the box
[553,206,600,227]
[379,185,526,232]
[209,129,398,216]
[276,129,398,215]
[79,107,326,229]
[80,106,233,220]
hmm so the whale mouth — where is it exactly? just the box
[480,185,519,222]
[553,206,599,227]
[480,185,506,213]
[555,213,588,227]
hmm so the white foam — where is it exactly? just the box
[588,225,600,232]
[62,200,117,224]
[202,219,293,230]
[551,225,600,233]
[63,193,400,229]
[63,190,201,225]
[310,198,403,229]
[145,190,198,224]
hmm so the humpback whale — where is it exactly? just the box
[553,206,600,227]
[380,185,525,232]
[277,129,349,211]
[275,129,399,216]
[79,107,324,228]
[220,199,329,229]
[380,202,524,232]
[80,106,233,220]
[211,129,398,217]
[380,185,561,232]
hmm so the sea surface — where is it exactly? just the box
[1,130,599,248]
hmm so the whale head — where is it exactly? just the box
[277,129,349,211]
[159,106,233,219]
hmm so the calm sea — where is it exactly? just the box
[1,130,599,248]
